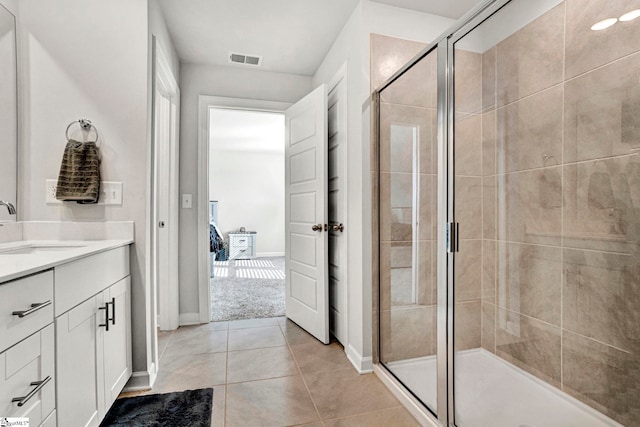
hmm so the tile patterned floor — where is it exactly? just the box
[123,317,420,426]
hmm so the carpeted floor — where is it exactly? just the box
[210,256,285,321]
[100,388,213,427]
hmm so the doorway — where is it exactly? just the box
[208,108,286,321]
[197,72,349,347]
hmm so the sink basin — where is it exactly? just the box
[0,244,86,255]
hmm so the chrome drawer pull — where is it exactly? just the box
[12,376,51,407]
[12,300,52,318]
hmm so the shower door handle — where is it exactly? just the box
[446,222,459,253]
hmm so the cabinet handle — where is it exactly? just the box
[12,376,51,407]
[12,300,52,318]
[99,302,110,331]
[110,297,116,326]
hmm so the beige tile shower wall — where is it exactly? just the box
[454,49,484,351]
[478,1,640,424]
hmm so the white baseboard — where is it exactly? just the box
[256,252,285,257]
[346,344,374,374]
[179,312,202,326]
[123,368,156,392]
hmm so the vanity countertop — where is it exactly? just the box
[0,239,133,283]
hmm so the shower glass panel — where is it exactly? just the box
[453,0,640,426]
[378,47,438,413]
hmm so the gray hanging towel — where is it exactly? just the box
[55,139,101,204]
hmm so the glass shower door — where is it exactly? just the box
[378,47,439,414]
[452,0,640,426]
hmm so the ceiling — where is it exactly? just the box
[158,0,481,76]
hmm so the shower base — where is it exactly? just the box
[386,349,622,427]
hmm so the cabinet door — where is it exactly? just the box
[0,324,55,425]
[102,277,132,409]
[56,295,105,427]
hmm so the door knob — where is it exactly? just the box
[159,221,165,228]
[311,224,322,231]
[331,223,344,232]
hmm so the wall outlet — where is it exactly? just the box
[45,179,61,204]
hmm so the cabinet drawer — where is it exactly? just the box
[0,324,55,425]
[0,271,54,353]
[230,246,249,256]
[55,245,130,316]
[231,237,250,249]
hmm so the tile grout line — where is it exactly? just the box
[280,322,325,424]
[320,404,406,425]
[223,322,230,427]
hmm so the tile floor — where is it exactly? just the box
[123,317,421,426]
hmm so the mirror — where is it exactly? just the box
[0,3,17,222]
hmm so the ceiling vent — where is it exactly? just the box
[229,52,263,67]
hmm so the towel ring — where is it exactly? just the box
[65,119,99,142]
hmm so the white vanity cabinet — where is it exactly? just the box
[0,271,56,427]
[54,246,132,427]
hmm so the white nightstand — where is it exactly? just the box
[228,232,256,259]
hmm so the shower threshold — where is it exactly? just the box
[386,349,622,427]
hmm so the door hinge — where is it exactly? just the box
[446,222,459,253]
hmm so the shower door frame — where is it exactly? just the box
[445,2,516,425]
[372,0,517,426]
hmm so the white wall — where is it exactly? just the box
[313,0,455,372]
[210,150,285,256]
[0,0,16,15]
[16,0,179,385]
[18,0,149,374]
[149,1,180,80]
[178,63,312,318]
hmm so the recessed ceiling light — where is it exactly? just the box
[591,18,618,31]
[620,9,640,21]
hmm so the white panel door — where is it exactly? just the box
[153,38,180,333]
[285,84,329,344]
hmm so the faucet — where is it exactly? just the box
[0,201,16,215]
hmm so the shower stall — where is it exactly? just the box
[373,0,640,426]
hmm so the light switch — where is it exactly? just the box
[101,182,123,205]
[182,194,192,209]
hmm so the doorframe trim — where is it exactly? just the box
[196,95,292,323]
[327,62,350,348]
